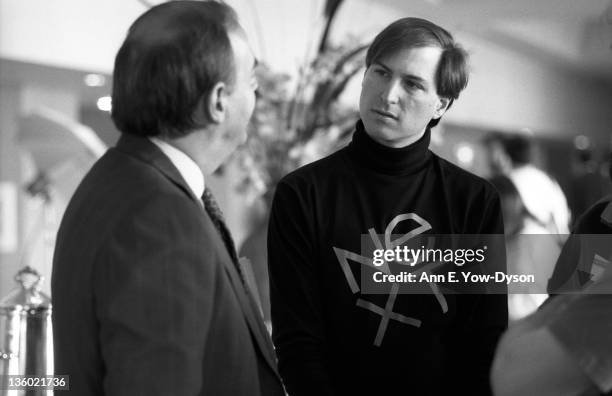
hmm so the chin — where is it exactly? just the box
[364,122,399,141]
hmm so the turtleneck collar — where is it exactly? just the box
[347,120,432,176]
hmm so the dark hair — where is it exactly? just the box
[111,1,240,138]
[365,17,469,128]
[485,133,533,166]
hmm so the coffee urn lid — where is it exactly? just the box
[0,266,51,310]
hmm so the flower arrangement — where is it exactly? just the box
[234,40,369,201]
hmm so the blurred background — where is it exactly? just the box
[1,0,612,306]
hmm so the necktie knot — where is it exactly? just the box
[202,188,226,225]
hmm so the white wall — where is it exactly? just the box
[450,33,612,140]
[0,0,328,74]
[0,0,143,73]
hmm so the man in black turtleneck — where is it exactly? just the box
[268,18,508,396]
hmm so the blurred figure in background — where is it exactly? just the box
[485,133,571,237]
[567,148,612,226]
[548,152,612,294]
[489,175,560,321]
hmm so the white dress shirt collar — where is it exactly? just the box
[149,137,205,199]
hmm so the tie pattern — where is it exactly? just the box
[202,188,243,278]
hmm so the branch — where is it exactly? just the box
[317,0,344,53]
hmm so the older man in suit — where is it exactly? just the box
[51,2,283,395]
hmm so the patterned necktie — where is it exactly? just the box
[202,188,243,278]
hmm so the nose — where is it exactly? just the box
[379,78,401,104]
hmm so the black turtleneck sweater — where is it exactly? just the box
[268,121,507,396]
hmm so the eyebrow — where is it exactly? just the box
[373,61,427,85]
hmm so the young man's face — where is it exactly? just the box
[359,46,449,148]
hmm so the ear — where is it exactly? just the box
[433,97,451,119]
[204,81,228,124]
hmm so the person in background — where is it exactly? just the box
[485,133,571,236]
[548,187,612,294]
[52,2,283,395]
[268,17,507,396]
[567,148,612,226]
[489,175,560,321]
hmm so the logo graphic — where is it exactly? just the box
[333,213,448,346]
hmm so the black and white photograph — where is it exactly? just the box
[1,0,612,395]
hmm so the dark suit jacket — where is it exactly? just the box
[52,134,284,396]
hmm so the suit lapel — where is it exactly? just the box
[114,135,280,378]
[201,214,280,377]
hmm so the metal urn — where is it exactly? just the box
[0,266,53,395]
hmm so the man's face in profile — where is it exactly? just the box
[359,46,449,148]
[223,30,258,146]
